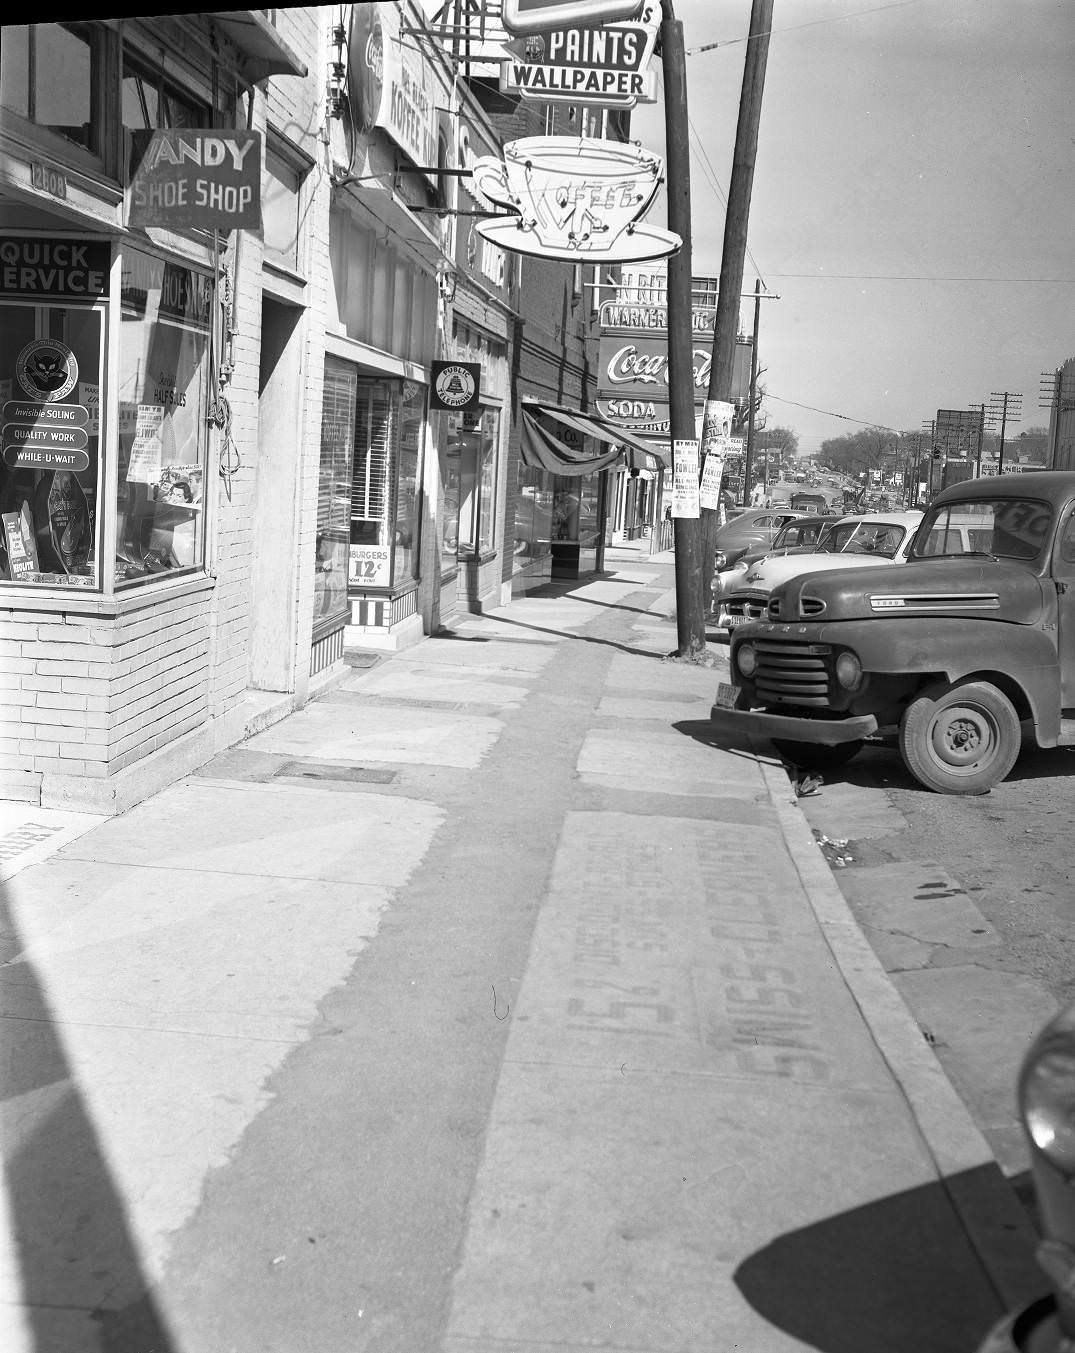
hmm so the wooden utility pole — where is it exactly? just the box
[661,1,706,658]
[699,0,774,606]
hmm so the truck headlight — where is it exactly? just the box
[736,642,757,679]
[835,652,863,690]
[714,551,727,570]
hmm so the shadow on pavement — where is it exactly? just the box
[672,718,777,767]
[461,609,671,658]
[0,877,177,1352]
[734,1168,1043,1353]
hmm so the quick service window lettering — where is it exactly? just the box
[0,239,109,300]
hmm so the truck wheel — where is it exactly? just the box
[899,680,1020,795]
[772,738,864,771]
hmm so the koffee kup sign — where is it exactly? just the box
[348,1,439,187]
[502,0,644,33]
[501,4,659,108]
[471,136,680,263]
[129,130,262,231]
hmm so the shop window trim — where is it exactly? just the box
[0,294,108,592]
[113,241,215,590]
[262,129,311,280]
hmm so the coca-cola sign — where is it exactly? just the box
[599,334,713,397]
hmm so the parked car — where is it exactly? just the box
[975,1001,1075,1352]
[710,514,838,615]
[718,511,924,628]
[709,471,1075,792]
[710,508,800,572]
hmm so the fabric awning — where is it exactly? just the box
[519,401,671,477]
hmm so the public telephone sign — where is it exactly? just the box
[502,0,644,34]
[128,130,262,231]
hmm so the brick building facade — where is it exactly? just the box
[0,5,632,813]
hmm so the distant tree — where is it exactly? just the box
[758,425,799,459]
[1012,428,1050,465]
[820,426,897,479]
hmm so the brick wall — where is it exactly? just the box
[0,588,211,793]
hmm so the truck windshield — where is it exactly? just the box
[912,499,1053,561]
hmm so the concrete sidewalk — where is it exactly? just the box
[0,543,1044,1353]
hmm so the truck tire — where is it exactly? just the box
[899,680,1020,795]
[772,739,864,771]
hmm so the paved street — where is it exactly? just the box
[793,738,1075,1183]
[0,544,1045,1353]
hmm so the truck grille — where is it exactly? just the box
[753,640,833,705]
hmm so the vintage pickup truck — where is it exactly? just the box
[709,472,1075,794]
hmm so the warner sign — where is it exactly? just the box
[501,0,644,35]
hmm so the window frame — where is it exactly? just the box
[0,23,117,180]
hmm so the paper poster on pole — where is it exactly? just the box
[126,404,165,483]
[698,451,726,511]
[671,438,700,518]
[700,398,735,457]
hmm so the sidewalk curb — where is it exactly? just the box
[758,759,1045,1311]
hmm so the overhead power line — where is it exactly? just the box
[652,66,769,289]
[766,392,900,432]
[686,0,930,55]
[765,272,1075,283]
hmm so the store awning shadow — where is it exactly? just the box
[733,1166,1045,1353]
[0,876,178,1352]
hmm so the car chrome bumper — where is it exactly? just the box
[708,705,879,746]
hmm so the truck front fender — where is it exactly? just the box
[817,617,1061,744]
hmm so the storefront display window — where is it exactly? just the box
[441,408,498,560]
[314,356,356,630]
[115,246,212,586]
[394,382,424,585]
[349,377,423,590]
[513,465,553,564]
[0,298,104,588]
[439,418,461,577]
[552,473,600,545]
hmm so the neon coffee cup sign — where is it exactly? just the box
[471,136,681,263]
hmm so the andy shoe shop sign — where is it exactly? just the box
[128,130,262,231]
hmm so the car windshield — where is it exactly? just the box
[819,520,907,557]
[774,520,828,549]
[911,499,1053,562]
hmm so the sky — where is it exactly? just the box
[629,0,1075,454]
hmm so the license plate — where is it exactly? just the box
[715,681,738,709]
[722,612,750,628]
